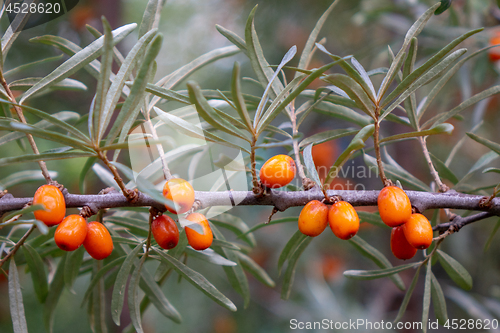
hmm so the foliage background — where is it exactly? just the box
[1,0,500,332]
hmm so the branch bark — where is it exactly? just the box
[1,189,499,216]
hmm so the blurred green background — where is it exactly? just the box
[2,0,500,332]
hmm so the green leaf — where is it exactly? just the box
[92,18,114,142]
[430,153,459,185]
[239,217,297,238]
[107,34,163,158]
[2,204,45,223]
[435,0,452,15]
[484,219,500,252]
[422,261,432,333]
[152,248,237,311]
[111,242,144,325]
[253,45,297,125]
[349,236,405,291]
[216,25,247,55]
[466,133,500,155]
[299,128,357,149]
[425,86,500,128]
[278,231,307,276]
[236,252,275,288]
[187,81,250,141]
[363,153,431,191]
[402,38,418,129]
[44,255,66,333]
[431,272,448,325]
[185,247,236,266]
[437,250,473,290]
[145,83,189,104]
[82,256,127,306]
[381,48,468,121]
[64,246,85,294]
[344,262,421,280]
[379,123,454,143]
[322,73,375,117]
[138,0,160,38]
[244,5,284,99]
[98,29,158,141]
[303,143,321,187]
[231,62,253,132]
[9,77,87,92]
[324,124,374,186]
[128,259,145,333]
[153,106,250,153]
[281,236,313,300]
[211,213,256,247]
[22,244,48,304]
[79,157,97,194]
[357,211,388,229]
[22,23,137,103]
[456,151,498,188]
[88,261,108,333]
[0,121,92,151]
[211,224,250,308]
[312,100,372,127]
[394,265,422,323]
[4,54,63,78]
[9,258,28,333]
[295,0,338,79]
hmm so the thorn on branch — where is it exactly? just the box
[266,206,279,224]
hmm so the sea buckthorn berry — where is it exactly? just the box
[403,213,433,250]
[328,201,359,240]
[54,215,88,251]
[391,226,417,260]
[162,178,195,214]
[84,222,113,260]
[259,155,296,188]
[377,186,412,228]
[152,215,179,250]
[489,34,500,62]
[298,200,329,237]
[185,213,213,251]
[33,184,66,226]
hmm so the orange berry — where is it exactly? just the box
[184,213,213,251]
[33,185,66,226]
[403,213,433,249]
[259,155,296,188]
[152,215,179,250]
[54,215,88,251]
[298,200,329,237]
[391,226,417,260]
[162,178,195,214]
[489,35,500,62]
[377,186,412,227]
[328,201,359,240]
[84,222,113,260]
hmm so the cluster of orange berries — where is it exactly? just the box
[378,186,433,260]
[158,178,213,251]
[33,185,113,260]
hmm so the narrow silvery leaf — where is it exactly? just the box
[9,258,28,333]
[303,144,321,186]
[351,57,376,98]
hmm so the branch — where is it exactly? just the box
[1,189,500,216]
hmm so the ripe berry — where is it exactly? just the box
[328,201,359,240]
[162,178,195,214]
[298,200,329,237]
[54,215,88,251]
[391,226,417,260]
[152,215,179,250]
[33,184,66,226]
[377,186,412,227]
[259,155,296,188]
[403,213,433,249]
[489,34,500,62]
[184,213,213,251]
[84,222,113,260]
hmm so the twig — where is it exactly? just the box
[0,224,36,269]
[373,117,390,187]
[0,71,51,182]
[97,150,138,202]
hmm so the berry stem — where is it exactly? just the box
[0,70,52,183]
